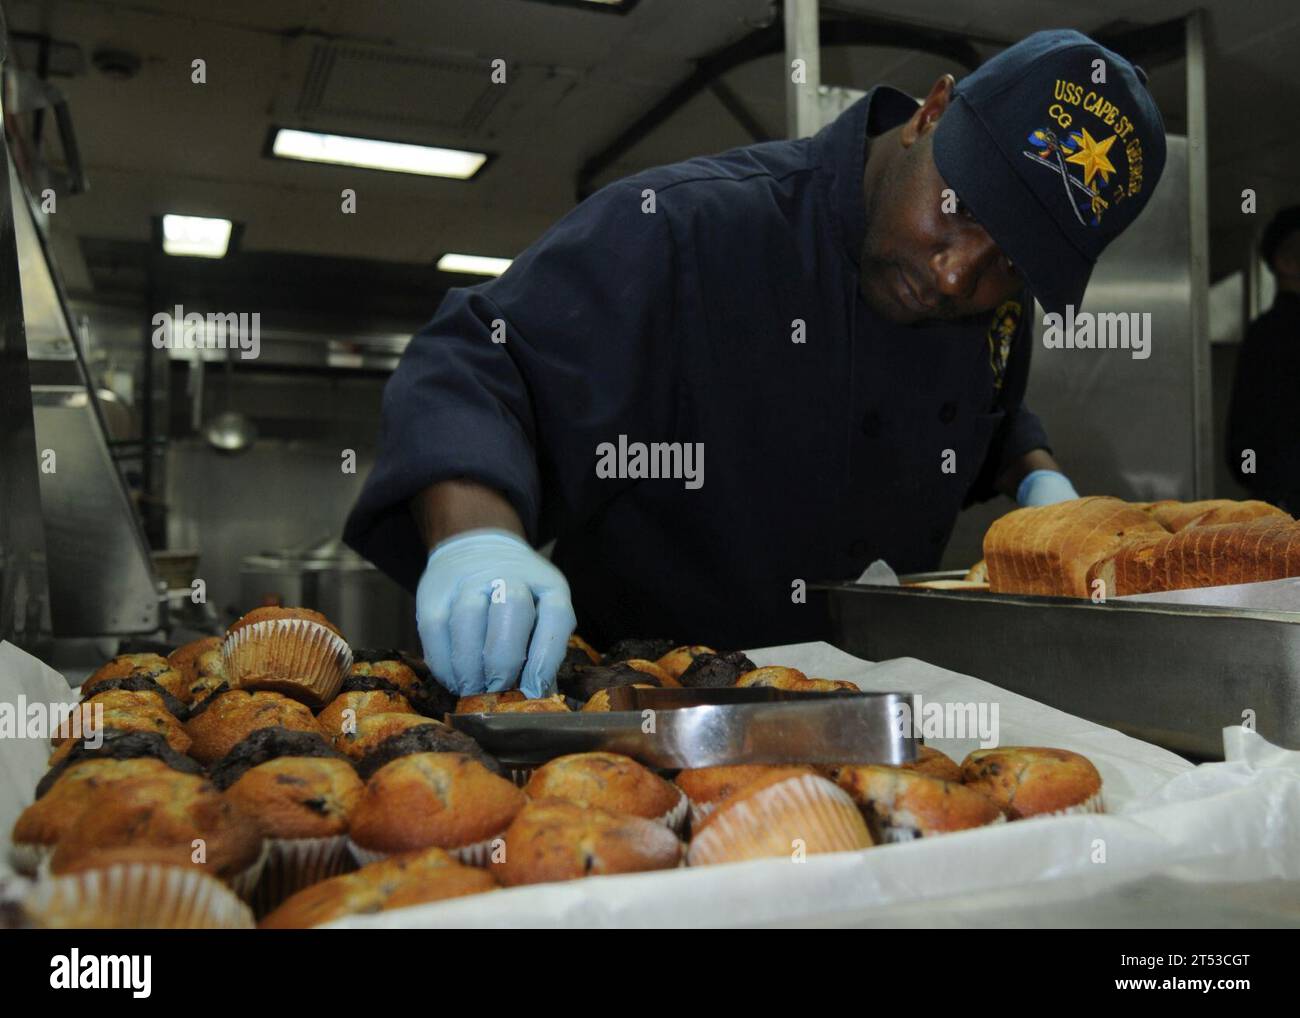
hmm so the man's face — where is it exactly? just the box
[860,130,1024,325]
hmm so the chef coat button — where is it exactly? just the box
[938,401,957,424]
[860,411,881,437]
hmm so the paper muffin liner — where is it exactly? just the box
[509,767,535,788]
[222,618,352,707]
[250,834,352,917]
[657,787,690,837]
[347,832,505,869]
[687,774,871,867]
[9,841,52,877]
[687,800,715,829]
[1027,786,1105,820]
[227,839,270,901]
[22,863,255,929]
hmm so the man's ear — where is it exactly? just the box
[901,74,955,147]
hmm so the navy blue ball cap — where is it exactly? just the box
[932,29,1166,314]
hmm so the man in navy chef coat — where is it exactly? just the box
[344,30,1166,696]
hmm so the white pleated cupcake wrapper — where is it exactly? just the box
[22,863,255,929]
[687,774,870,866]
[509,768,534,788]
[659,788,690,837]
[227,839,270,901]
[687,799,715,829]
[250,834,352,916]
[347,832,504,869]
[1021,787,1105,820]
[9,841,52,877]
[222,618,352,705]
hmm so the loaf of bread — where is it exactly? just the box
[985,496,1297,598]
[1088,516,1300,596]
[984,497,1168,597]
[1133,499,1289,532]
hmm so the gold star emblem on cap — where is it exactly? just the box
[1065,127,1117,189]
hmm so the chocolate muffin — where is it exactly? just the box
[185,689,325,765]
[567,634,601,665]
[355,721,504,780]
[259,848,496,929]
[558,661,662,701]
[601,637,677,664]
[349,752,526,864]
[207,727,347,791]
[678,651,757,688]
[495,799,683,887]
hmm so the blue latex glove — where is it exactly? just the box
[416,528,576,698]
[1016,469,1079,507]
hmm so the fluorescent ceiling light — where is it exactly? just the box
[272,128,487,179]
[161,214,233,258]
[437,253,512,276]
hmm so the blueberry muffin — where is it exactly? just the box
[185,689,325,765]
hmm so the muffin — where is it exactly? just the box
[687,771,872,866]
[482,695,571,714]
[655,645,716,680]
[259,847,496,929]
[184,689,325,765]
[35,729,203,800]
[621,659,678,687]
[47,770,265,894]
[675,764,815,826]
[349,752,526,865]
[734,666,808,689]
[219,732,364,914]
[832,765,1005,842]
[21,864,255,929]
[797,678,861,692]
[186,649,229,704]
[13,756,193,874]
[317,688,415,742]
[523,752,686,833]
[495,798,682,887]
[558,661,664,701]
[901,745,963,783]
[333,711,436,761]
[455,690,525,713]
[168,636,223,688]
[354,720,505,780]
[581,684,656,712]
[82,654,189,702]
[349,651,456,718]
[78,676,187,719]
[223,606,352,708]
[601,637,677,664]
[678,651,758,688]
[961,747,1104,819]
[48,706,192,765]
[567,634,601,665]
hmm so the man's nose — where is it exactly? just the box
[930,232,1000,301]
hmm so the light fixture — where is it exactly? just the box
[437,253,513,277]
[161,214,233,258]
[269,128,488,179]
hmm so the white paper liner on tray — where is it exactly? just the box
[251,834,352,916]
[222,618,352,706]
[22,863,255,929]
[9,840,51,877]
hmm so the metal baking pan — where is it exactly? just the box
[817,575,1300,759]
[448,691,916,770]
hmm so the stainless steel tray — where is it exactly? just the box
[448,692,916,770]
[818,576,1300,759]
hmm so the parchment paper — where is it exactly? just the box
[2,639,1298,927]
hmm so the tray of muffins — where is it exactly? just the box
[3,610,1106,929]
